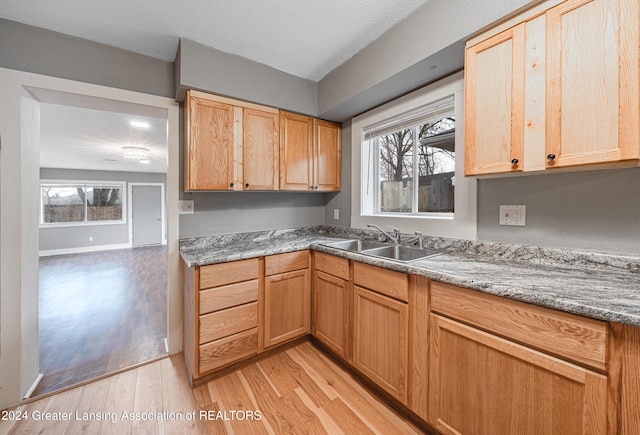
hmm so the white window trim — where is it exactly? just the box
[351,71,477,240]
[40,179,127,228]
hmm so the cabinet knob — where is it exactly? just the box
[511,158,519,165]
[547,154,556,161]
[314,186,318,190]
[245,183,249,188]
[229,183,234,188]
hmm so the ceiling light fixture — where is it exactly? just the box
[130,120,150,129]
[122,146,149,161]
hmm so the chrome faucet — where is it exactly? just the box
[367,224,401,244]
[414,231,424,249]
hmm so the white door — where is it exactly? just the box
[131,184,163,246]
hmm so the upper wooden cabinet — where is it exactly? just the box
[280,111,341,191]
[185,90,279,191]
[279,111,313,190]
[465,24,526,175]
[185,94,235,190]
[314,119,342,191]
[242,108,279,190]
[464,0,640,176]
[545,0,638,168]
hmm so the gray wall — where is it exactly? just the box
[0,18,174,98]
[477,168,640,255]
[317,0,537,120]
[179,192,327,238]
[175,39,318,116]
[40,168,166,251]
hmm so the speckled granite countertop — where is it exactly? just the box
[180,226,640,327]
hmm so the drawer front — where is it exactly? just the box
[314,252,349,280]
[199,302,257,344]
[353,262,408,302]
[199,279,258,314]
[199,328,258,374]
[265,250,309,275]
[431,281,608,371]
[199,258,259,289]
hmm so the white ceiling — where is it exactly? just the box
[39,101,168,174]
[1,0,429,81]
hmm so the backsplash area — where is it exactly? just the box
[477,168,640,256]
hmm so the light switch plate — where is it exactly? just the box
[178,200,194,214]
[499,205,526,226]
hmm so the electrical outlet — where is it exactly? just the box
[178,200,195,214]
[499,205,526,226]
[333,209,340,220]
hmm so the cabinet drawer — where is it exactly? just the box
[314,252,349,280]
[199,302,257,344]
[431,281,608,371]
[265,250,309,275]
[353,262,408,302]
[199,258,258,289]
[199,328,258,374]
[199,279,258,314]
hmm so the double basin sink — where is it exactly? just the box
[319,239,443,263]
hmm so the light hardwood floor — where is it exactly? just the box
[35,246,168,397]
[1,342,426,434]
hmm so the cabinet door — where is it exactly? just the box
[313,119,341,191]
[465,24,526,175]
[243,108,279,190]
[280,111,314,191]
[313,270,349,358]
[353,286,408,404]
[264,269,310,348]
[186,93,235,190]
[428,314,608,435]
[546,0,638,168]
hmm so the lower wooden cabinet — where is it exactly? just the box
[263,251,310,349]
[199,328,258,375]
[182,258,260,384]
[313,270,349,357]
[312,252,350,359]
[428,313,608,434]
[353,285,408,404]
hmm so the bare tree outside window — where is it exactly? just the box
[376,115,455,214]
[41,183,124,225]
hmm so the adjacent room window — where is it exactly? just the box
[40,181,126,226]
[365,97,455,216]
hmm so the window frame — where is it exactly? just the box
[370,113,456,217]
[40,179,127,228]
[351,72,477,240]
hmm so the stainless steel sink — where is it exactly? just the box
[362,245,443,262]
[320,239,443,263]
[321,239,388,251]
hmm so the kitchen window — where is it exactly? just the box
[352,72,476,240]
[366,98,455,216]
[40,181,126,227]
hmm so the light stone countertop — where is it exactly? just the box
[180,226,640,327]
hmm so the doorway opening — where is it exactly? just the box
[34,96,169,397]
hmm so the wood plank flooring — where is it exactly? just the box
[35,246,168,397]
[1,343,426,434]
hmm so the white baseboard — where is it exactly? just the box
[23,373,44,400]
[39,243,131,257]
